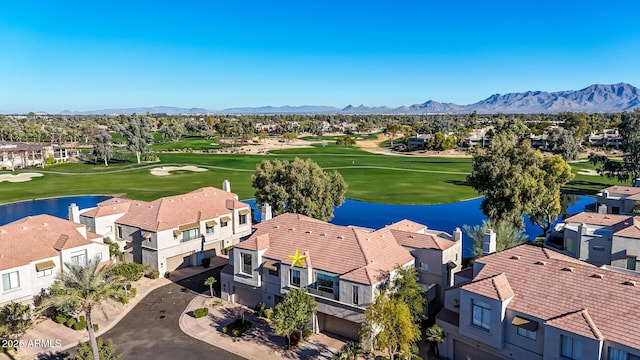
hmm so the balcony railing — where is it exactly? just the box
[306,286,338,301]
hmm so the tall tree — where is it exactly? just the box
[620,109,640,183]
[390,266,426,328]
[528,156,575,235]
[385,122,401,148]
[546,127,581,161]
[361,293,420,360]
[45,258,124,360]
[252,158,347,221]
[204,277,217,297]
[425,324,445,359]
[120,116,154,163]
[463,219,529,258]
[271,288,316,347]
[91,129,114,166]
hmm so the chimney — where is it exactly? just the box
[482,229,497,256]
[222,179,231,193]
[598,204,608,214]
[602,190,609,198]
[261,203,272,222]
[68,203,80,223]
[453,227,463,242]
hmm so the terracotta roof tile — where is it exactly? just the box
[545,309,604,340]
[0,215,99,271]
[386,219,427,233]
[466,245,640,349]
[461,273,514,301]
[237,213,414,285]
[602,185,640,197]
[390,229,456,250]
[614,217,640,239]
[564,212,631,227]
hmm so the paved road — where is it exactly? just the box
[39,268,244,360]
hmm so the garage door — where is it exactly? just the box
[233,286,262,308]
[321,314,360,340]
[454,340,501,360]
[166,254,191,270]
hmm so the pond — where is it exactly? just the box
[0,195,593,258]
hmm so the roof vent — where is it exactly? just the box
[274,225,280,229]
[0,230,6,234]
[409,235,415,238]
[534,261,546,265]
[170,199,174,202]
[510,255,521,260]
[320,233,326,237]
[623,280,637,287]
[561,267,574,272]
[338,235,344,239]
[289,227,295,231]
[22,226,28,230]
[43,222,49,227]
[306,230,312,234]
[591,274,604,279]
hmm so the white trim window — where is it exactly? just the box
[2,271,20,291]
[37,268,53,278]
[472,299,491,331]
[71,249,88,266]
[290,269,301,287]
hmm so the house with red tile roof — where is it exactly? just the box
[595,185,640,215]
[220,211,462,341]
[74,183,252,274]
[436,245,640,360]
[0,215,110,306]
[545,211,640,272]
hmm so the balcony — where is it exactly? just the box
[306,285,338,301]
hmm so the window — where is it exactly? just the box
[593,245,605,251]
[71,250,87,266]
[627,256,637,271]
[206,226,215,234]
[239,214,247,225]
[353,286,359,305]
[419,262,429,272]
[609,347,640,360]
[221,221,228,228]
[241,253,252,275]
[37,268,53,278]
[290,269,301,287]
[472,299,491,331]
[2,271,20,291]
[561,335,583,360]
[315,273,334,293]
[517,326,537,340]
[181,228,199,242]
[116,226,123,239]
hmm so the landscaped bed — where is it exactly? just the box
[222,319,252,337]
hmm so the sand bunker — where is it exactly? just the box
[0,173,44,183]
[578,169,600,176]
[150,166,208,176]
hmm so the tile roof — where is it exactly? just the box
[390,229,456,250]
[564,212,631,227]
[80,197,134,218]
[464,245,640,349]
[461,273,514,301]
[110,187,250,231]
[602,185,640,197]
[613,217,640,239]
[386,219,428,233]
[545,309,604,340]
[627,193,640,201]
[0,214,101,271]
[236,213,415,285]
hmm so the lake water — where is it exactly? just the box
[0,195,593,258]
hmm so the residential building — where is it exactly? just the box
[75,182,252,274]
[220,211,462,340]
[436,244,640,360]
[545,212,640,272]
[595,185,640,215]
[407,134,432,149]
[585,129,620,148]
[0,215,110,306]
[465,127,492,148]
[0,141,69,170]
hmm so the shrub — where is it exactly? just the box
[110,262,148,282]
[120,296,130,305]
[93,324,99,332]
[145,269,160,279]
[254,302,266,318]
[65,318,76,328]
[263,308,274,320]
[232,329,241,337]
[74,338,120,360]
[79,315,86,323]
[193,307,209,318]
[224,318,252,337]
[302,328,312,340]
[201,257,211,268]
[164,271,171,278]
[55,315,68,324]
[222,326,228,334]
[73,321,87,331]
[129,287,137,297]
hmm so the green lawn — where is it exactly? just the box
[149,136,221,151]
[0,150,629,205]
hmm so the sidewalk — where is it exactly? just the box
[2,257,227,360]
[179,294,344,359]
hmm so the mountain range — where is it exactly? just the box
[58,83,640,115]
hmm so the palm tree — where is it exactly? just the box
[204,277,217,297]
[46,258,124,360]
[342,341,363,360]
[425,324,445,359]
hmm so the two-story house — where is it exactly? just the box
[436,244,640,360]
[221,212,463,340]
[545,212,640,272]
[0,215,110,306]
[595,185,640,215]
[75,183,252,274]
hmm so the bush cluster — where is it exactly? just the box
[145,269,160,279]
[221,318,252,337]
[193,307,209,318]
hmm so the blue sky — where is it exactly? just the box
[1,1,639,113]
